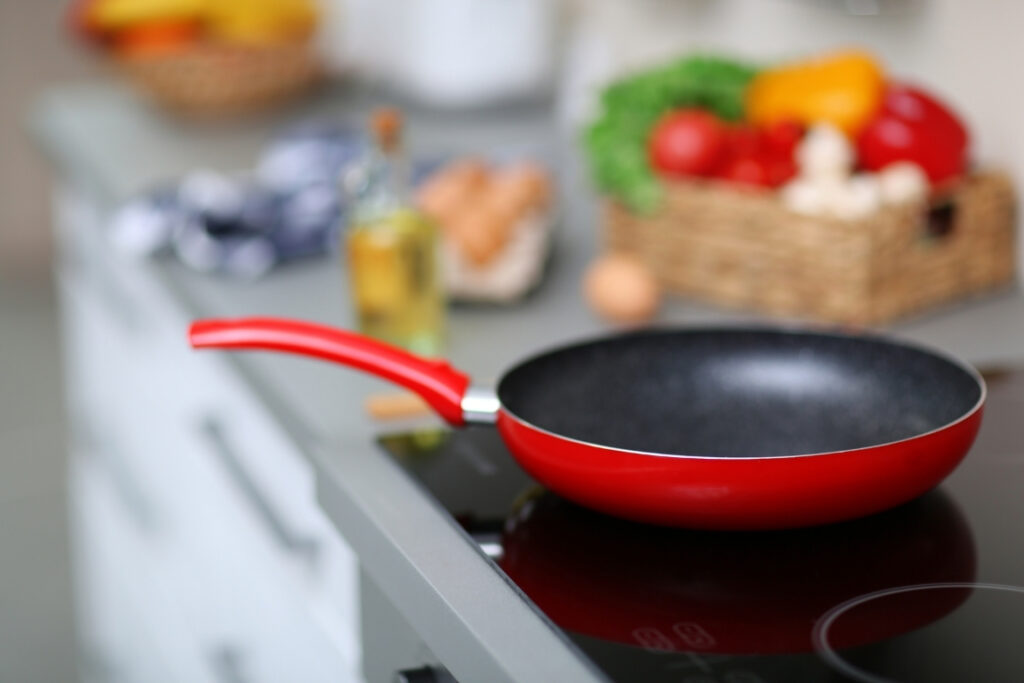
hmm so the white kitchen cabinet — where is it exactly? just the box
[59,184,362,682]
[70,449,218,683]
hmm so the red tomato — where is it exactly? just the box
[762,120,804,158]
[716,152,794,189]
[726,125,764,159]
[649,109,728,177]
[713,121,800,189]
[856,84,969,185]
[767,155,798,186]
[718,156,773,188]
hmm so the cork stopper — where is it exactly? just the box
[370,107,402,152]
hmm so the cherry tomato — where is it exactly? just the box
[762,120,804,158]
[767,155,798,186]
[726,125,764,159]
[649,109,728,177]
[718,156,773,188]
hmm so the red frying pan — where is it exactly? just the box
[188,318,985,530]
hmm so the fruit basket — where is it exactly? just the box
[120,42,320,117]
[585,51,1018,325]
[69,0,323,117]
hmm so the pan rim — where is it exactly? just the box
[495,325,987,461]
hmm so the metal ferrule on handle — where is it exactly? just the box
[461,387,501,424]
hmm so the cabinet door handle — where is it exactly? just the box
[199,416,319,563]
[394,666,458,683]
[75,414,159,534]
[393,666,440,683]
[207,644,251,683]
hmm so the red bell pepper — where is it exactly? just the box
[856,84,969,186]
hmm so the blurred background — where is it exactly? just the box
[2,1,1022,681]
[1,3,97,682]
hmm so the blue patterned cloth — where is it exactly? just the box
[110,121,367,278]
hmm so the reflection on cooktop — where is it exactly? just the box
[498,491,974,656]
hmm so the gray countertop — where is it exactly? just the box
[32,81,1024,682]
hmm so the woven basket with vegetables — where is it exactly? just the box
[585,50,1016,326]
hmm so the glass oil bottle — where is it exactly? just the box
[343,108,445,355]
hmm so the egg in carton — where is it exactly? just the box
[417,159,554,303]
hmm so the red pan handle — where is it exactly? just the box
[188,317,472,426]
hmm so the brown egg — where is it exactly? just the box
[583,254,661,324]
[443,158,490,187]
[475,190,521,241]
[485,177,533,219]
[488,163,552,217]
[416,175,468,227]
[506,162,552,202]
[416,158,492,227]
[445,203,513,267]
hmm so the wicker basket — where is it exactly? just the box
[605,171,1017,325]
[120,42,322,117]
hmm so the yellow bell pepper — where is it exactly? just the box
[745,49,885,137]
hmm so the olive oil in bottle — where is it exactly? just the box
[344,109,445,355]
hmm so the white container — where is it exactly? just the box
[321,0,560,107]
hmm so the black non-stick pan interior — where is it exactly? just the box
[497,329,982,458]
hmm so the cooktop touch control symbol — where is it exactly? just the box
[630,626,679,655]
[813,582,1024,683]
[673,622,716,649]
[632,627,678,653]
[630,623,717,654]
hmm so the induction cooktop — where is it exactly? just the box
[378,369,1024,682]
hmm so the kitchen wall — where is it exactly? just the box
[563,0,1024,266]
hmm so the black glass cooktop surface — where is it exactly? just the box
[378,370,1024,682]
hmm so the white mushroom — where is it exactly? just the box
[878,162,929,205]
[795,124,854,180]
[780,178,828,216]
[782,174,881,221]
[830,174,882,220]
[782,124,885,221]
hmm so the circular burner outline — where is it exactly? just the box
[813,582,1024,683]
